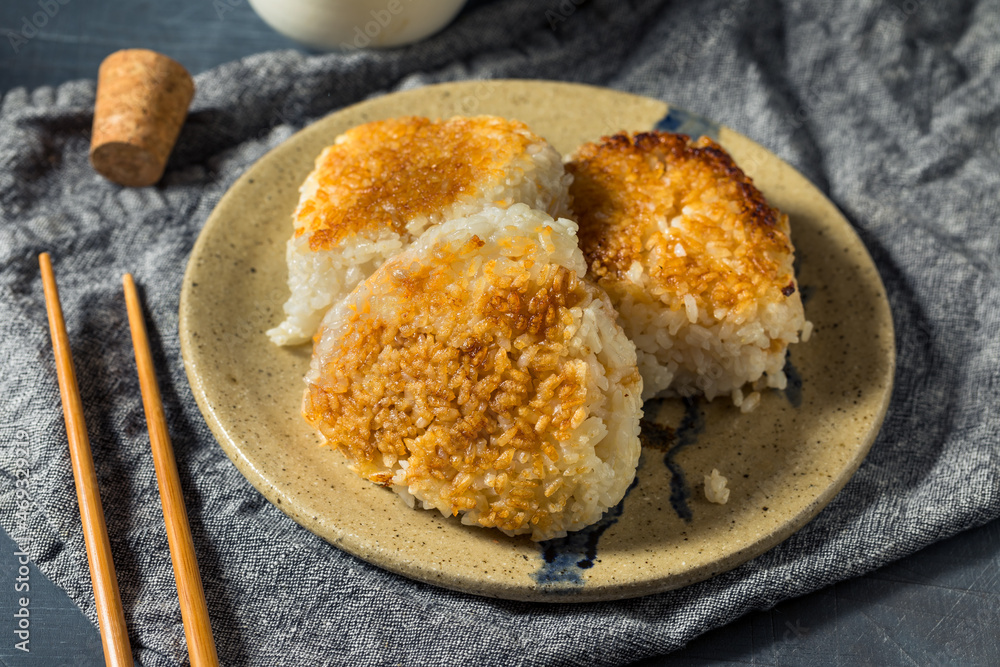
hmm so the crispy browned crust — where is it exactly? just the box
[295,116,537,250]
[566,131,795,315]
[302,236,603,535]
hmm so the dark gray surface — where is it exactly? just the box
[0,525,104,666]
[0,0,303,92]
[0,1,998,666]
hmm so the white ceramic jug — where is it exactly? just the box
[248,0,467,50]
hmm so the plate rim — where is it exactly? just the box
[179,78,896,602]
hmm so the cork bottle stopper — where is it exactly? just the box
[90,49,195,188]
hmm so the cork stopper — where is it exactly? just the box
[90,49,195,188]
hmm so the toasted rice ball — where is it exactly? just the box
[303,204,643,541]
[566,131,808,404]
[268,115,573,345]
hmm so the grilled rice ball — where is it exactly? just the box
[566,131,808,410]
[268,115,572,346]
[303,204,643,540]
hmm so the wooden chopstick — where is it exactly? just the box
[122,274,220,667]
[39,253,134,667]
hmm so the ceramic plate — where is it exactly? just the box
[179,80,895,602]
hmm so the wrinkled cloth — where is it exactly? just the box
[1,1,999,665]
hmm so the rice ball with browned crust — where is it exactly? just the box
[302,204,643,541]
[566,131,809,410]
[268,115,573,346]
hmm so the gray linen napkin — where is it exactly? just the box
[2,0,999,664]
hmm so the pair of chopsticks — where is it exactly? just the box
[39,253,219,667]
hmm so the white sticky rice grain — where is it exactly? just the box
[704,469,730,504]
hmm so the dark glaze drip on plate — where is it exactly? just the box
[783,353,804,408]
[663,397,704,522]
[533,469,641,586]
[654,108,720,141]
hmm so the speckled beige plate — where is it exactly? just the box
[179,80,895,602]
